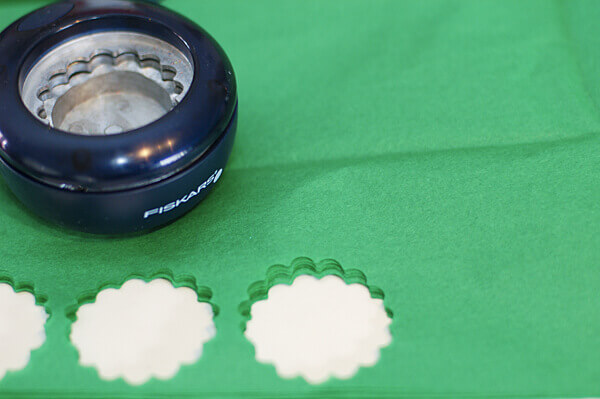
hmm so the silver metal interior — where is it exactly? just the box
[21,31,194,135]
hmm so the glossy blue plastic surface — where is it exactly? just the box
[0,0,237,192]
[0,0,238,234]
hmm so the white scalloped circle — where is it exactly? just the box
[0,283,47,381]
[244,275,392,384]
[70,279,216,385]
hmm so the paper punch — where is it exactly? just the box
[0,0,237,234]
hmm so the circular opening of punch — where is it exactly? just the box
[21,31,193,135]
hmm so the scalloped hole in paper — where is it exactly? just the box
[244,274,392,384]
[70,279,216,385]
[0,283,47,380]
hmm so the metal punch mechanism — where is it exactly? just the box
[22,31,194,135]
